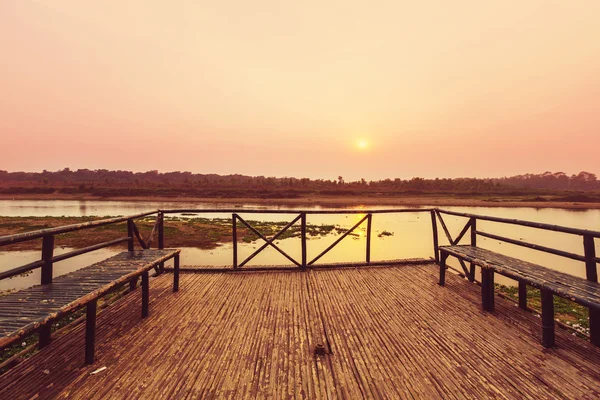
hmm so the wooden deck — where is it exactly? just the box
[2,264,600,399]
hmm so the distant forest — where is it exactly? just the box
[0,169,598,199]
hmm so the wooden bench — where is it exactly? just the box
[438,245,600,348]
[0,249,180,364]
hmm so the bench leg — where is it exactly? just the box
[159,262,165,274]
[39,324,51,349]
[518,281,527,310]
[439,252,448,286]
[173,254,180,292]
[541,289,555,348]
[481,268,495,312]
[129,277,138,292]
[142,271,149,318]
[85,300,97,365]
[468,263,476,282]
[590,308,600,346]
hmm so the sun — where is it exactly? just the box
[356,138,369,150]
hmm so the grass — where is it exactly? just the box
[495,284,590,336]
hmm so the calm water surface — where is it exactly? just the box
[1,200,599,291]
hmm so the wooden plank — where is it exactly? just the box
[2,266,600,398]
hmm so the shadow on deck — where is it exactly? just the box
[2,264,600,399]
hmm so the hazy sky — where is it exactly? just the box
[2,1,599,180]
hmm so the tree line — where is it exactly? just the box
[0,169,597,198]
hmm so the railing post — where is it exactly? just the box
[158,212,164,250]
[431,210,439,264]
[158,211,165,273]
[301,212,307,270]
[142,271,149,318]
[232,214,238,269]
[584,234,599,346]
[469,218,476,282]
[518,281,527,310]
[41,234,54,285]
[366,214,372,264]
[127,219,134,252]
[85,299,97,364]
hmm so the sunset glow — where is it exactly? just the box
[2,1,599,180]
[356,139,369,151]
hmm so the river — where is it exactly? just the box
[1,200,599,292]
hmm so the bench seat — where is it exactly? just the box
[0,249,180,362]
[438,245,600,347]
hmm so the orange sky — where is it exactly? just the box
[2,1,599,180]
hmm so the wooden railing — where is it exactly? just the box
[433,208,600,309]
[0,211,161,283]
[160,208,433,269]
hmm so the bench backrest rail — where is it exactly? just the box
[435,208,600,284]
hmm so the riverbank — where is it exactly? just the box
[1,193,600,209]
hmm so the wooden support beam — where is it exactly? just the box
[129,277,138,292]
[452,218,473,245]
[541,289,555,348]
[366,214,372,263]
[237,215,301,267]
[131,221,147,249]
[309,214,369,265]
[158,212,164,249]
[39,324,51,349]
[85,300,97,365]
[232,214,238,269]
[481,268,495,312]
[127,219,134,252]
[584,235,599,345]
[142,271,149,318]
[431,210,439,264]
[458,258,470,277]
[301,213,307,270]
[158,212,165,273]
[41,234,54,285]
[469,219,477,282]
[439,252,448,286]
[238,214,302,268]
[173,254,180,292]
[518,281,527,310]
[435,210,454,244]
[590,308,600,347]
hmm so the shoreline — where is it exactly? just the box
[1,194,600,210]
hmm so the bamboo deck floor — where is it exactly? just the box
[2,264,600,399]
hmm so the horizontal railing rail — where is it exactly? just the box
[0,211,158,246]
[160,208,432,215]
[436,208,600,238]
[0,211,162,284]
[160,208,432,269]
